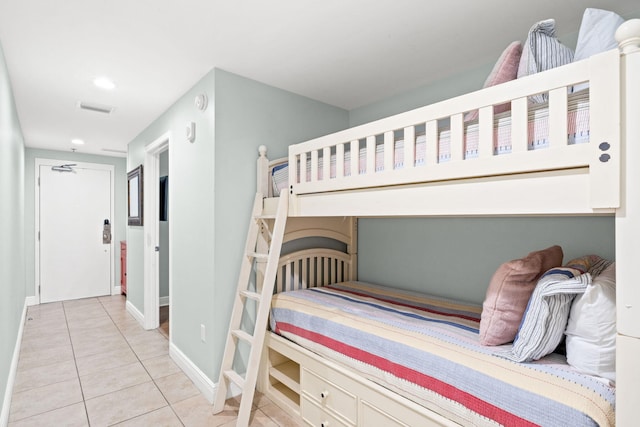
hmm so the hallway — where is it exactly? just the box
[8,295,296,426]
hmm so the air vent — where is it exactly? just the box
[77,101,114,114]
[102,148,127,154]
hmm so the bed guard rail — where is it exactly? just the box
[288,48,621,210]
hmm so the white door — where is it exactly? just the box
[38,161,113,303]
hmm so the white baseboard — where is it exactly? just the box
[25,296,38,307]
[169,343,216,403]
[159,296,169,307]
[1,300,28,427]
[113,286,122,295]
[125,300,145,328]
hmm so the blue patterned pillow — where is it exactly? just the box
[574,8,624,62]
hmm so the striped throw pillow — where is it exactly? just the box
[500,256,612,362]
[517,19,574,103]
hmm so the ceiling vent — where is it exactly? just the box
[101,148,127,154]
[77,101,114,114]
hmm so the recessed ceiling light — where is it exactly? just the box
[71,139,85,145]
[93,76,115,90]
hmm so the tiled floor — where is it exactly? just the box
[9,295,298,426]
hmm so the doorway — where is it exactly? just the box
[36,159,115,303]
[143,132,171,333]
[158,150,170,338]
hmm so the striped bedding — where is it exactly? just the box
[270,281,615,427]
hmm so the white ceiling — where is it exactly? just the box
[1,1,639,157]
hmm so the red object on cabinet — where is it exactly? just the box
[120,241,127,295]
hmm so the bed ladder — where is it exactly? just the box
[212,191,288,427]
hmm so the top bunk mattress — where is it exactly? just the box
[271,90,590,197]
[269,280,615,427]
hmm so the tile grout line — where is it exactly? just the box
[98,296,186,427]
[8,303,83,425]
[13,297,290,427]
[61,299,92,427]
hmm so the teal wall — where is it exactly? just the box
[349,63,492,127]
[0,40,26,420]
[127,68,216,378]
[23,149,127,299]
[127,68,348,382]
[358,217,615,304]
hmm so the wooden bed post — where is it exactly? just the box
[613,18,640,427]
[349,218,358,281]
[257,144,269,198]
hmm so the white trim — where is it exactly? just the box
[25,296,38,307]
[1,300,28,427]
[159,296,169,307]
[34,158,116,304]
[126,299,145,327]
[169,342,216,403]
[113,285,122,296]
[143,132,171,331]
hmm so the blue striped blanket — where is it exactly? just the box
[270,281,615,427]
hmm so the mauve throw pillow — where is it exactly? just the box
[466,41,522,122]
[479,245,563,346]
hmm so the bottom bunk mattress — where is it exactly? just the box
[269,281,615,427]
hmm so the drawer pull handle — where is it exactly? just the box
[320,390,329,399]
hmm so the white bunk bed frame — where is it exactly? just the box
[254,20,640,427]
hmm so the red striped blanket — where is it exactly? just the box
[270,281,615,427]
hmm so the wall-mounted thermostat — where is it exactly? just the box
[186,121,196,143]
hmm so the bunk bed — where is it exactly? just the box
[252,16,640,427]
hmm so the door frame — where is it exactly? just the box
[143,132,171,331]
[34,158,116,304]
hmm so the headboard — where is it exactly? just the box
[275,248,353,294]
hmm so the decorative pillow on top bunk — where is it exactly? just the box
[574,8,624,62]
[565,262,616,382]
[465,41,522,122]
[571,8,624,94]
[517,19,574,103]
[502,255,613,363]
[479,245,563,346]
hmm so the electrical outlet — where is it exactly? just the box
[200,324,206,342]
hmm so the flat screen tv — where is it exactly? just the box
[159,176,168,221]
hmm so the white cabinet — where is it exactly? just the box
[259,333,457,427]
[301,367,357,426]
[302,396,352,427]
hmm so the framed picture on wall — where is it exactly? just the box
[127,165,143,226]
[159,175,168,221]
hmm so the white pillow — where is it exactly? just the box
[574,8,624,62]
[565,262,616,382]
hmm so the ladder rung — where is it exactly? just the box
[223,369,245,389]
[248,252,268,260]
[239,290,261,301]
[214,192,288,424]
[256,215,276,221]
[231,329,254,345]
